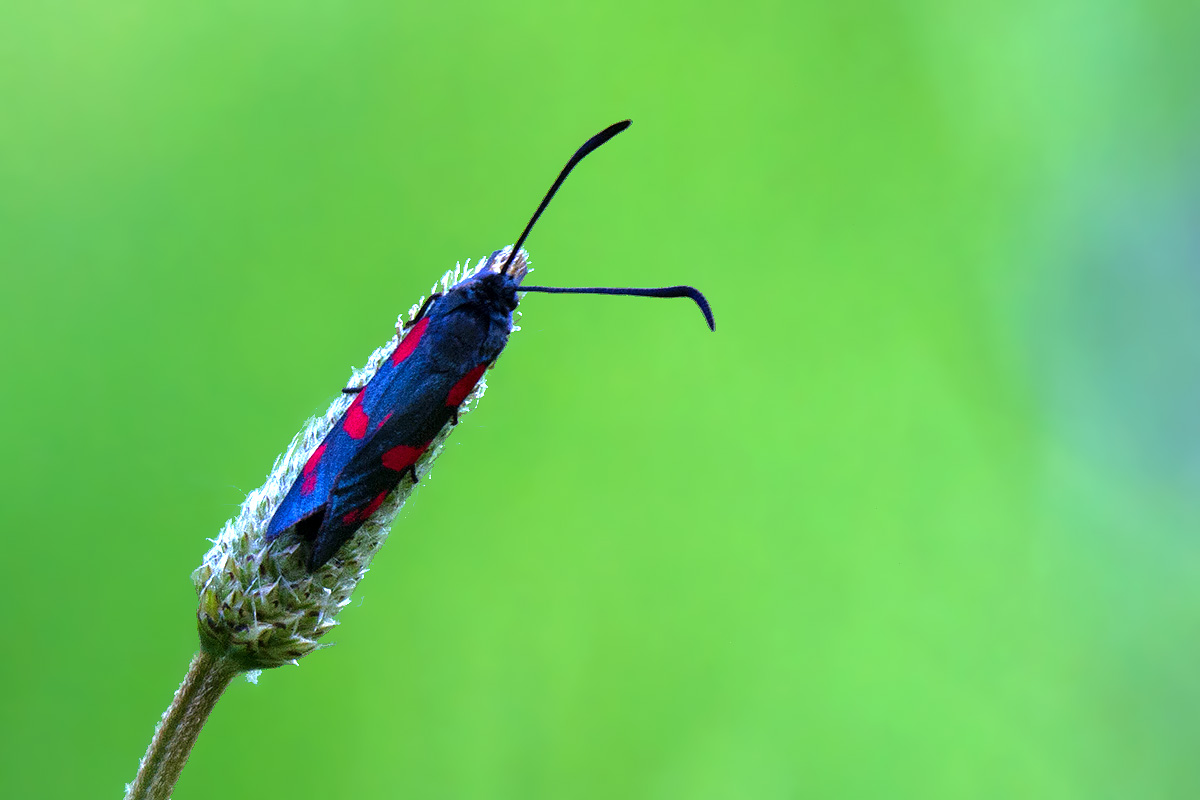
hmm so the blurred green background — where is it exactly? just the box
[3,1,1199,797]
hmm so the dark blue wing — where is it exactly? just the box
[306,367,461,567]
[265,318,433,540]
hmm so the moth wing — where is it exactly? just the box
[307,367,459,567]
[265,421,362,540]
[266,321,433,540]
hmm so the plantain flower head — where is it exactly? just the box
[192,250,528,670]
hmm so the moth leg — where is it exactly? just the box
[341,387,364,394]
[405,464,419,484]
[451,408,460,425]
[403,293,443,330]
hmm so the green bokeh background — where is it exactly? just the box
[4,1,1199,797]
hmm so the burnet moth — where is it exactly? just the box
[266,120,714,570]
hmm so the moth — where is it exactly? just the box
[266,120,714,569]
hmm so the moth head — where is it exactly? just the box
[442,247,526,316]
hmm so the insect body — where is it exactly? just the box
[267,121,714,570]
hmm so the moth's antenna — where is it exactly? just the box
[500,119,716,332]
[519,284,716,331]
[500,120,632,276]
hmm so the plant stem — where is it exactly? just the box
[124,650,240,800]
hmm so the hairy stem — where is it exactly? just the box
[124,651,240,800]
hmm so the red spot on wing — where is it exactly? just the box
[376,412,393,430]
[342,490,390,525]
[390,317,429,366]
[381,442,429,472]
[446,363,488,408]
[299,443,327,496]
[343,394,369,439]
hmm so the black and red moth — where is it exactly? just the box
[266,120,714,570]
